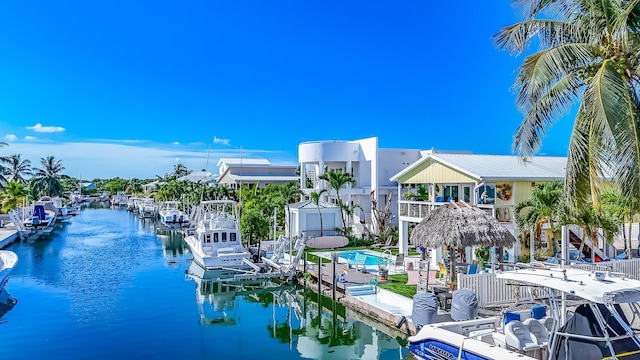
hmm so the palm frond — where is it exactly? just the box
[494,20,584,55]
[513,70,584,156]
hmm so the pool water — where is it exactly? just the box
[339,250,390,266]
[0,207,409,360]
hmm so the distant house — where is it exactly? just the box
[80,182,96,189]
[216,157,298,189]
[390,152,567,257]
[142,170,218,194]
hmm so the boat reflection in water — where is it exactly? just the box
[185,260,409,358]
[0,288,17,324]
[157,231,187,267]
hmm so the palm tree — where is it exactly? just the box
[0,141,8,189]
[601,187,637,253]
[494,1,640,211]
[2,154,32,183]
[318,169,356,234]
[514,181,564,255]
[1,181,27,213]
[32,156,65,197]
[310,190,327,236]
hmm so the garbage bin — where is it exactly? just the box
[437,292,452,311]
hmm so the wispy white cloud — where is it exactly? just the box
[24,136,37,140]
[4,134,16,142]
[213,136,230,146]
[26,123,66,133]
[172,141,180,145]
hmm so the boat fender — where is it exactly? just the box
[395,315,407,329]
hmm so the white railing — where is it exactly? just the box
[458,258,640,307]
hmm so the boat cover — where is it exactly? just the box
[33,205,45,220]
[412,292,438,330]
[549,303,638,360]
[450,288,478,321]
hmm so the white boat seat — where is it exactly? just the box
[542,317,554,332]
[523,318,549,347]
[504,320,540,351]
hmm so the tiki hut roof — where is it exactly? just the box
[410,203,516,249]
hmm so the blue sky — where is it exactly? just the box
[0,1,574,180]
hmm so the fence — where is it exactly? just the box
[457,258,640,307]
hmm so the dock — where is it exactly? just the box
[0,227,19,249]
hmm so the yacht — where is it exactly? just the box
[158,201,189,228]
[0,250,18,294]
[408,264,640,360]
[138,198,157,218]
[184,200,252,270]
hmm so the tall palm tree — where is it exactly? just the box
[494,1,640,211]
[32,156,65,197]
[2,154,32,183]
[514,181,564,254]
[601,187,636,252]
[318,169,356,234]
[310,190,327,236]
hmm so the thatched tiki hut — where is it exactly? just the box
[409,202,516,286]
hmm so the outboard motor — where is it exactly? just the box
[412,292,439,330]
[450,288,479,321]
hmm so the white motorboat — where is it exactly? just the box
[158,201,188,228]
[110,191,128,207]
[184,200,252,270]
[0,250,18,293]
[138,198,157,218]
[408,264,640,360]
[22,203,56,235]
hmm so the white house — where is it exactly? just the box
[216,157,299,189]
[298,136,422,236]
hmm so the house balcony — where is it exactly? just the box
[399,200,514,225]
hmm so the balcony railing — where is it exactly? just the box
[399,200,513,223]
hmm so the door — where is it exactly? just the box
[462,185,472,203]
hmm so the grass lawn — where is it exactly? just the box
[378,273,416,299]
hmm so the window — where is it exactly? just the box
[213,233,219,243]
[204,234,211,243]
[230,233,237,242]
[222,233,227,242]
[478,184,496,204]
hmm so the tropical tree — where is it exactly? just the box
[514,181,564,255]
[172,163,191,179]
[2,154,32,183]
[318,169,356,234]
[32,156,65,197]
[1,181,27,212]
[310,190,327,236]
[494,1,640,212]
[601,187,637,253]
[0,141,8,189]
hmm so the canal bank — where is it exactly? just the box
[0,228,18,249]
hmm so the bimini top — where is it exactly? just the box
[496,266,640,304]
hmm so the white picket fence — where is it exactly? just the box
[457,258,640,307]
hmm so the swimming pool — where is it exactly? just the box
[339,250,390,266]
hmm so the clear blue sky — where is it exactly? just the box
[0,1,574,180]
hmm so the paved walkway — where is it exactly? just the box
[0,226,18,249]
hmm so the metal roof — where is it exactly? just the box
[216,157,271,167]
[228,175,299,182]
[391,153,567,182]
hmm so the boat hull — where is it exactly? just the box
[185,236,252,270]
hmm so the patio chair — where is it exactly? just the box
[467,264,479,275]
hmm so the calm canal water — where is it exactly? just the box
[0,206,411,359]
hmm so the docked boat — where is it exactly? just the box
[158,201,189,228]
[0,250,18,293]
[184,200,252,270]
[138,198,157,218]
[22,203,56,235]
[110,191,128,207]
[408,264,640,360]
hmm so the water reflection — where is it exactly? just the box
[157,231,187,267]
[0,288,17,324]
[184,261,409,359]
